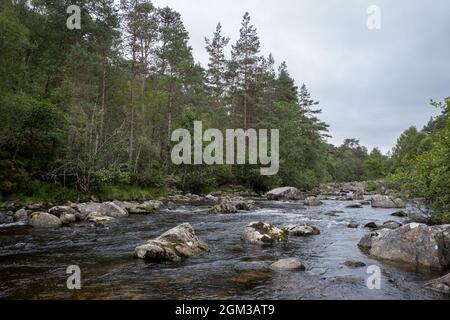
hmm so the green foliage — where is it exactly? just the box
[389,98,450,221]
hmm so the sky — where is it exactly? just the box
[153,0,450,153]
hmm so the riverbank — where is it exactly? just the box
[0,182,449,299]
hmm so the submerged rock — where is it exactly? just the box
[135,223,208,262]
[343,261,367,268]
[346,204,363,209]
[241,221,287,245]
[358,223,450,271]
[29,212,62,228]
[391,210,408,218]
[270,258,305,271]
[371,195,406,209]
[266,187,304,200]
[87,214,116,225]
[304,196,322,206]
[231,270,273,284]
[283,224,320,236]
[347,223,360,229]
[426,273,450,294]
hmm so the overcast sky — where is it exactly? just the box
[153,0,450,153]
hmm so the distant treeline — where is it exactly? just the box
[0,1,448,217]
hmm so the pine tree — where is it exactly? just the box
[231,12,261,129]
[205,22,230,104]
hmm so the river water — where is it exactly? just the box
[0,198,448,300]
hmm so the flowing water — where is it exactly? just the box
[0,199,448,300]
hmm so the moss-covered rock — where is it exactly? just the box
[135,223,208,262]
[241,221,288,245]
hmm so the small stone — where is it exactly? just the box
[343,261,367,268]
[270,258,305,271]
[364,222,378,229]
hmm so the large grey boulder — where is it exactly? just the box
[135,223,208,262]
[371,195,406,208]
[283,224,320,236]
[48,206,78,218]
[241,221,287,245]
[358,223,450,271]
[113,200,163,214]
[74,202,129,219]
[29,212,62,228]
[266,187,304,200]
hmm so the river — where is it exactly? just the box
[0,198,448,300]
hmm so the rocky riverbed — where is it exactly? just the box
[0,184,449,299]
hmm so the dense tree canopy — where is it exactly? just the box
[0,0,447,219]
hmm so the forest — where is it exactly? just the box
[0,0,448,220]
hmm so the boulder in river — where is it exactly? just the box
[60,212,76,224]
[29,212,62,228]
[426,273,450,294]
[283,224,320,236]
[113,200,163,214]
[48,206,78,218]
[364,222,378,229]
[209,199,238,214]
[352,190,364,200]
[0,211,14,224]
[358,223,450,271]
[14,209,28,223]
[304,196,322,206]
[347,223,360,229]
[209,197,257,214]
[270,258,305,271]
[371,195,406,208]
[74,202,129,219]
[266,187,304,200]
[381,220,402,230]
[241,221,287,245]
[135,223,208,262]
